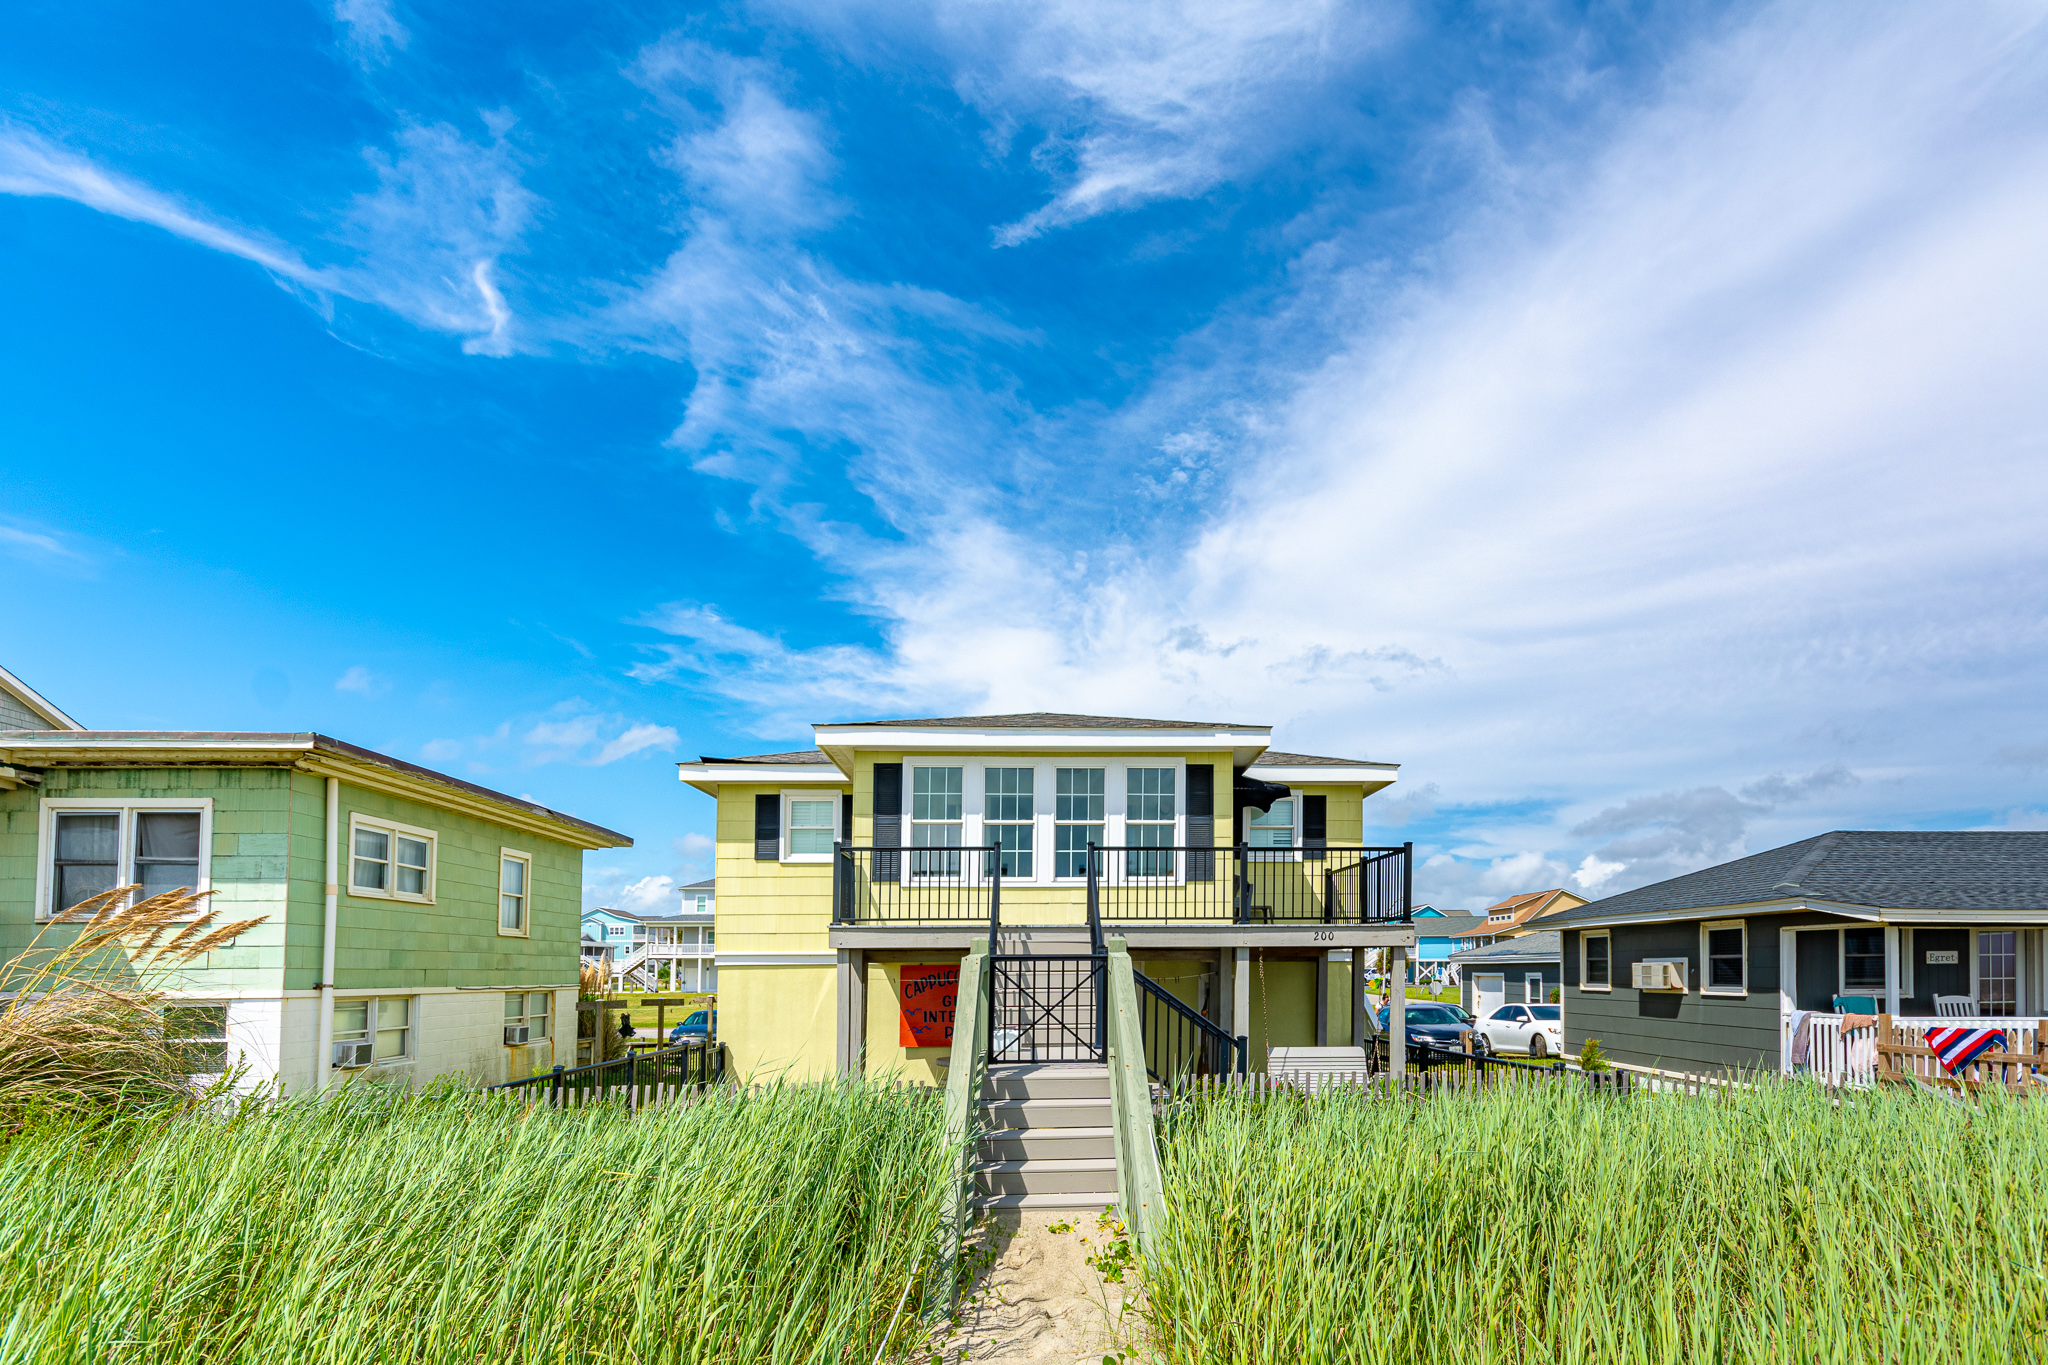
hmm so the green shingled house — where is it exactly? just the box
[0,668,631,1091]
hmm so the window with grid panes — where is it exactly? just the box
[350,818,434,900]
[1125,767,1176,876]
[910,766,963,875]
[333,996,412,1064]
[504,991,551,1041]
[1844,927,1885,990]
[1054,767,1104,878]
[1704,924,1745,992]
[787,798,837,855]
[984,767,1034,877]
[1980,931,2017,1016]
[165,1004,228,1074]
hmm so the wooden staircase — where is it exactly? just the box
[974,1063,1118,1212]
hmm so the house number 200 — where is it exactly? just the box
[1312,930,1335,942]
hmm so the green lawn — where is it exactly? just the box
[601,992,715,1036]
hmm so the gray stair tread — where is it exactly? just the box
[980,1125,1113,1139]
[974,1193,1114,1211]
[978,1097,1110,1109]
[973,1157,1117,1174]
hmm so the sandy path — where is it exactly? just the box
[925,1211,1141,1363]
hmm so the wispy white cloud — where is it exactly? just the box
[335,0,410,67]
[334,665,389,697]
[0,522,89,568]
[779,0,1398,242]
[0,116,530,356]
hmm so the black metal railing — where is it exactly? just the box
[834,840,1412,925]
[490,1040,726,1106]
[989,955,1105,1063]
[1133,967,1247,1082]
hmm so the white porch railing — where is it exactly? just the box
[1786,1013,2044,1087]
[610,942,716,992]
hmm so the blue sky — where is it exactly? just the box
[4,1,2046,912]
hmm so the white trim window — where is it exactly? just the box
[38,798,214,920]
[784,793,840,863]
[984,766,1035,878]
[333,996,413,1066]
[1581,931,1612,991]
[1842,926,1885,995]
[165,1002,229,1075]
[909,766,964,876]
[1245,793,1298,858]
[1054,767,1105,879]
[1125,766,1177,877]
[504,991,551,1043]
[1702,920,1747,996]
[499,849,531,935]
[349,815,436,902]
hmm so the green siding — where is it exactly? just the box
[0,765,584,995]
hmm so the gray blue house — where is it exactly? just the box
[1546,831,2048,1079]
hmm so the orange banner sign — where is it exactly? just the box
[898,962,961,1048]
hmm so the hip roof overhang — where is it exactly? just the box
[0,732,631,849]
[1553,897,2048,930]
[811,721,1275,771]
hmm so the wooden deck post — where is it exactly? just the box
[1316,951,1329,1046]
[1389,946,1408,1082]
[1350,948,1366,1051]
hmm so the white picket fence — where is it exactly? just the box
[490,1080,727,1111]
[1788,1013,2045,1087]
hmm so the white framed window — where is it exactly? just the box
[1581,931,1612,991]
[909,766,964,875]
[504,991,551,1043]
[1842,927,1885,993]
[165,1002,229,1075]
[1245,793,1299,858]
[984,766,1035,878]
[333,996,413,1066]
[783,792,841,863]
[348,815,436,902]
[1054,766,1105,879]
[1125,766,1177,877]
[1702,920,1747,996]
[36,798,214,921]
[499,848,531,935]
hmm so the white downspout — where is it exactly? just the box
[315,777,339,1091]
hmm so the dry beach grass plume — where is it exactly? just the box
[0,884,267,1122]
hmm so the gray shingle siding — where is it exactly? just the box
[0,694,36,730]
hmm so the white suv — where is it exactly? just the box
[1474,1003,1564,1059]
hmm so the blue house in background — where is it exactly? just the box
[1409,907,1495,983]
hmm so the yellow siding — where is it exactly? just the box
[862,955,965,1085]
[713,783,844,954]
[719,963,835,1080]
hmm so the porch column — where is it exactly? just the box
[1233,947,1251,1064]
[1216,948,1234,1034]
[1350,948,1366,1050]
[1389,946,1408,1081]
[835,949,867,1077]
[1883,925,1902,1015]
[1315,951,1330,1046]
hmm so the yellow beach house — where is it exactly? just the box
[678,713,1419,1083]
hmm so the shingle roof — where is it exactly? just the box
[681,877,716,890]
[1452,931,1562,963]
[696,749,835,764]
[1251,750,1378,766]
[1547,832,2048,924]
[827,712,1263,730]
[1416,911,1490,937]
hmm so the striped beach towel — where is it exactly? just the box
[1925,1025,2005,1074]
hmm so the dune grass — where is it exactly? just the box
[1146,1078,2048,1364]
[0,1080,944,1365]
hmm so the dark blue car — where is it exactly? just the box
[668,1009,717,1045]
[1373,1002,1473,1067]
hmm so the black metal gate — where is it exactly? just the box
[989,954,1105,1063]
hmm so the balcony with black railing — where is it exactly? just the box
[831,841,1412,926]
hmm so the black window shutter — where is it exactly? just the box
[1303,794,1327,862]
[754,794,780,861]
[1187,764,1215,882]
[872,763,902,880]
[841,792,853,844]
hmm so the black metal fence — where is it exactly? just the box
[990,954,1104,1063]
[1133,966,1247,1082]
[833,840,1412,924]
[490,1040,726,1108]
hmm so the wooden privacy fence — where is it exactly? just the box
[489,1040,728,1111]
[1874,1014,2048,1093]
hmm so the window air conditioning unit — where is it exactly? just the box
[333,1040,373,1068]
[504,1024,530,1046]
[1632,959,1688,992]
